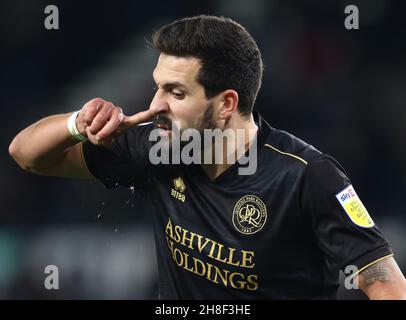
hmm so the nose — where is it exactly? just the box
[149,90,169,115]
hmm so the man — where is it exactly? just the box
[9,15,406,299]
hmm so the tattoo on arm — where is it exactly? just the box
[357,257,406,299]
[359,259,395,288]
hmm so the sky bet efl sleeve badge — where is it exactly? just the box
[335,185,375,228]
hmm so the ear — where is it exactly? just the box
[218,89,239,120]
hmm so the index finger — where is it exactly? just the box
[120,109,155,130]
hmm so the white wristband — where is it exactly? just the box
[67,111,88,142]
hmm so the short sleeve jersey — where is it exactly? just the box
[82,111,393,299]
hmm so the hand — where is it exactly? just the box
[76,98,154,146]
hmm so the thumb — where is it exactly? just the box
[120,109,155,130]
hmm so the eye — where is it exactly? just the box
[171,90,185,99]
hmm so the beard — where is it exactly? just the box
[153,101,217,147]
[191,102,217,136]
[152,102,235,165]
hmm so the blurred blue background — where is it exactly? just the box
[1,0,405,299]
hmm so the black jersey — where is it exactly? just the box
[82,111,392,299]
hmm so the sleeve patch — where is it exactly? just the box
[335,185,375,228]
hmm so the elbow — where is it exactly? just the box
[8,137,32,172]
[8,138,17,159]
[8,137,21,164]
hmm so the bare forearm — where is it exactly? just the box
[9,98,154,177]
[9,113,78,171]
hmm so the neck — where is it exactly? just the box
[201,113,258,181]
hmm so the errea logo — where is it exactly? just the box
[171,177,186,203]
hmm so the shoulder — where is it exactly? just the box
[261,126,322,168]
[259,123,348,184]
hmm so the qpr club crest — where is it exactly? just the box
[232,195,267,235]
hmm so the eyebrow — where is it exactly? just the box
[152,73,189,92]
[159,81,188,92]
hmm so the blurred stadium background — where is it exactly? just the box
[1,0,405,299]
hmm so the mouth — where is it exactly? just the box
[154,114,173,137]
[157,124,172,137]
